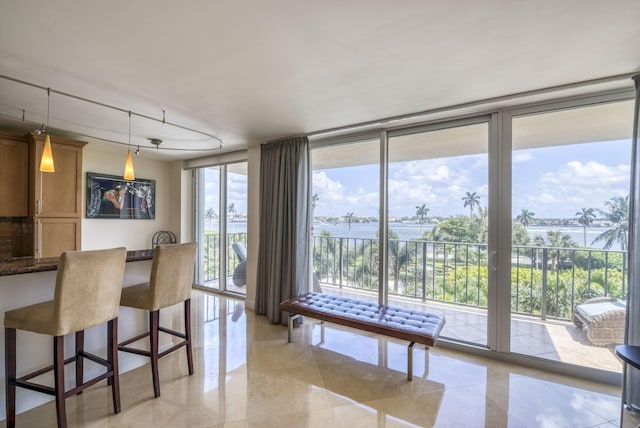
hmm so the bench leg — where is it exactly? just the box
[425,345,430,377]
[407,342,416,381]
[320,321,325,344]
[287,314,301,343]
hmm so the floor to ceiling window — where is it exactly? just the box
[311,137,380,304]
[195,161,248,296]
[509,98,634,372]
[309,88,635,379]
[387,119,490,346]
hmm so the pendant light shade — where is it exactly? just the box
[39,88,55,173]
[123,149,135,180]
[40,134,55,172]
[123,110,135,180]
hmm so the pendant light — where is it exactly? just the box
[39,88,55,172]
[123,110,135,180]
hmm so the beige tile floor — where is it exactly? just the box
[1,290,638,428]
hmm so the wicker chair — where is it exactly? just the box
[572,296,626,346]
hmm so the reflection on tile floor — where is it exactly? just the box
[2,290,635,427]
[322,286,622,372]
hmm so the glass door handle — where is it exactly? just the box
[489,251,497,272]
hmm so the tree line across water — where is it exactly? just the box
[315,192,629,251]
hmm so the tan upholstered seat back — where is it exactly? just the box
[54,247,127,336]
[149,243,197,310]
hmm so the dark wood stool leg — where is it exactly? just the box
[53,335,67,428]
[5,327,16,428]
[150,310,161,398]
[75,330,84,393]
[108,319,121,414]
[185,299,194,375]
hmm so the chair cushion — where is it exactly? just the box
[120,282,153,310]
[576,300,626,323]
[4,301,57,335]
[4,247,127,336]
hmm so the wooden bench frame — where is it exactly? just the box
[280,292,446,381]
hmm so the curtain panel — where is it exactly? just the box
[255,137,310,324]
[625,74,640,409]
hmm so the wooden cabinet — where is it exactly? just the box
[26,133,86,259]
[27,134,86,218]
[0,134,29,217]
[35,217,81,259]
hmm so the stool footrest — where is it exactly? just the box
[158,341,187,359]
[11,351,113,398]
[118,331,150,347]
[118,345,151,357]
[12,380,55,396]
[64,371,113,398]
[17,355,77,381]
[158,326,186,339]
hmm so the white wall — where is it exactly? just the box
[82,146,173,250]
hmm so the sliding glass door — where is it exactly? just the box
[509,98,634,371]
[309,89,635,379]
[195,162,247,295]
[387,119,490,346]
[311,137,380,303]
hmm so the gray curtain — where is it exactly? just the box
[625,74,640,409]
[255,136,310,324]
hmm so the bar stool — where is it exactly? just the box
[4,247,127,428]
[118,242,197,398]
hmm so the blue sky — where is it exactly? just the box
[312,139,631,219]
[204,168,248,216]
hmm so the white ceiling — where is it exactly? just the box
[0,0,639,161]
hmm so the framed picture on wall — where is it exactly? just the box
[86,172,156,219]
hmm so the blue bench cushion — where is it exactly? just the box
[280,292,445,346]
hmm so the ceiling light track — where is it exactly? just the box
[0,73,223,149]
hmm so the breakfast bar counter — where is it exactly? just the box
[0,249,154,276]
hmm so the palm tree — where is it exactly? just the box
[345,212,355,236]
[205,207,216,226]
[593,195,629,250]
[575,207,596,247]
[424,224,442,241]
[462,191,480,218]
[516,209,535,230]
[227,203,236,222]
[541,230,577,270]
[415,204,430,234]
[228,203,237,233]
[474,206,489,243]
[311,193,319,212]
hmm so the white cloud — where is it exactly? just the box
[313,171,345,201]
[541,161,628,186]
[514,151,534,163]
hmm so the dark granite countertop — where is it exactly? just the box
[0,249,154,277]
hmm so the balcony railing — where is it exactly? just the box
[312,235,627,321]
[203,232,247,282]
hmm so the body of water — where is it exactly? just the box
[210,221,622,251]
[313,222,621,251]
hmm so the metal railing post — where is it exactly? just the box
[541,248,548,321]
[422,241,427,301]
[339,237,344,288]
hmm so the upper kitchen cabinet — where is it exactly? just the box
[0,134,29,217]
[27,133,87,218]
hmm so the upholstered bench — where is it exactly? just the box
[279,292,446,380]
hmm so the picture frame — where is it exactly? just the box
[86,172,156,219]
